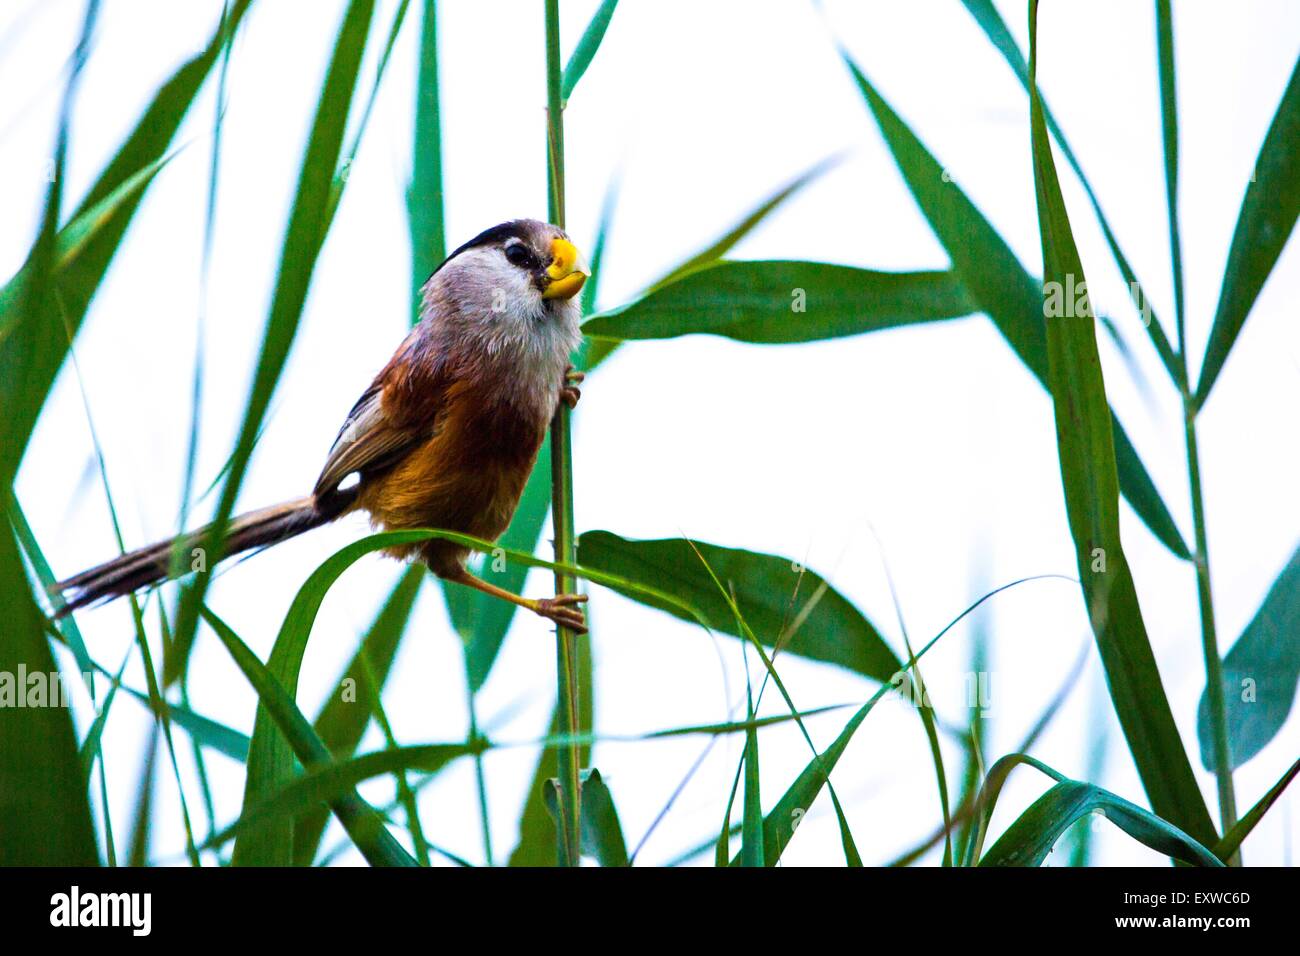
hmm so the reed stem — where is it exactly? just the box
[544,0,582,869]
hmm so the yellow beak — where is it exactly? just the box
[541,236,589,300]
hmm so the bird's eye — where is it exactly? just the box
[504,243,535,269]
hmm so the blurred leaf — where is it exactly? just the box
[653,155,843,293]
[206,520,733,869]
[902,647,953,865]
[739,671,764,867]
[0,3,100,869]
[0,156,170,481]
[541,768,627,866]
[577,769,628,867]
[964,752,1062,865]
[0,157,170,338]
[0,3,252,475]
[79,646,132,781]
[7,494,95,681]
[116,681,249,762]
[126,726,160,867]
[207,743,471,849]
[629,705,852,740]
[844,52,1192,562]
[952,608,991,864]
[561,0,618,101]
[890,639,1090,868]
[324,0,411,228]
[1026,0,1215,847]
[583,261,976,343]
[407,0,446,315]
[1155,0,1188,352]
[1197,544,1300,770]
[732,689,881,868]
[174,0,376,677]
[231,529,425,867]
[169,1,240,690]
[42,597,252,762]
[1066,674,1110,867]
[224,529,654,867]
[578,170,620,320]
[728,645,914,867]
[1195,57,1300,406]
[967,753,1219,867]
[0,530,98,865]
[1110,422,1189,560]
[293,565,424,865]
[1214,755,1300,861]
[957,0,1180,382]
[508,631,592,866]
[671,536,864,867]
[734,576,1052,867]
[980,779,1221,867]
[578,531,901,683]
[201,605,416,867]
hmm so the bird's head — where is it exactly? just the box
[426,218,589,328]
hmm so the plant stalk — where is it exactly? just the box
[1183,399,1238,844]
[544,0,582,868]
[1158,0,1237,857]
[466,691,494,865]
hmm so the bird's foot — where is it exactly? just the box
[560,366,585,409]
[534,592,588,634]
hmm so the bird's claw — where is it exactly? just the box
[560,366,585,409]
[535,593,588,634]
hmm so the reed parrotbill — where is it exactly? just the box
[54,219,591,633]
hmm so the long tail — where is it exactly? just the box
[52,496,332,617]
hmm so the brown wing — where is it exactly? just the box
[312,329,449,500]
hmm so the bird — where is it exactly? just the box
[53,218,591,633]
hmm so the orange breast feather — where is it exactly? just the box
[355,372,548,573]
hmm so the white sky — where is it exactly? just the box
[3,0,1298,866]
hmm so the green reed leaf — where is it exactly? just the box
[293,565,424,864]
[561,0,619,101]
[174,0,376,681]
[844,50,1192,562]
[1195,57,1300,406]
[980,779,1221,867]
[577,531,901,684]
[1026,0,1215,848]
[202,605,417,867]
[583,261,976,343]
[1197,544,1300,770]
